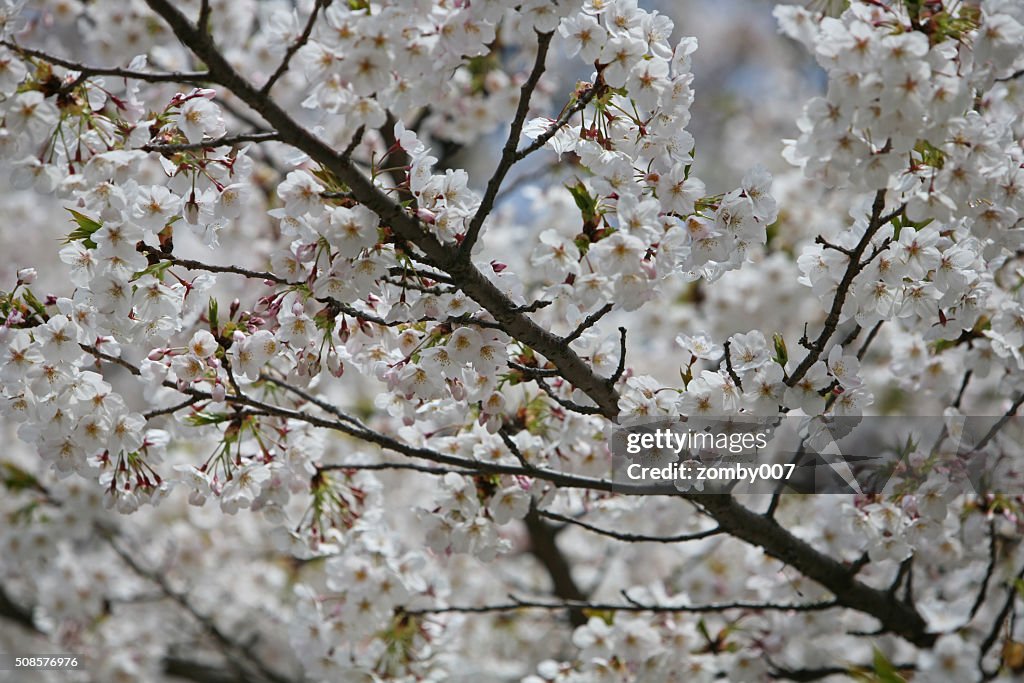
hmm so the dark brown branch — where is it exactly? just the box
[260,0,326,95]
[524,506,588,627]
[316,461,475,476]
[786,192,897,388]
[142,131,279,153]
[460,30,554,256]
[954,369,973,409]
[139,245,286,283]
[968,392,1024,454]
[814,235,853,256]
[563,302,613,345]
[0,585,36,632]
[697,495,935,647]
[143,0,622,417]
[722,339,743,390]
[514,85,597,162]
[534,376,604,415]
[609,326,627,385]
[144,395,201,419]
[2,40,211,84]
[857,320,883,360]
[197,0,212,34]
[404,595,838,616]
[105,535,295,683]
[508,361,561,378]
[979,564,1024,676]
[538,509,720,543]
[967,522,998,622]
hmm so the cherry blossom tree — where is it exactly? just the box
[1,0,1024,681]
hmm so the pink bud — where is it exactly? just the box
[327,350,344,377]
[448,378,466,401]
[16,267,37,285]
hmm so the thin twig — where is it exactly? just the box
[105,535,294,683]
[2,40,210,84]
[143,395,201,419]
[722,340,743,390]
[142,131,279,153]
[538,509,720,543]
[563,303,613,345]
[786,193,900,388]
[609,326,628,384]
[460,30,555,256]
[260,0,326,95]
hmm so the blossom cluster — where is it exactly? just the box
[1,0,1024,682]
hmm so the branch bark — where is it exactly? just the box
[130,0,939,652]
[142,0,622,418]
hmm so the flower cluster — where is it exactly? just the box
[2,0,1024,682]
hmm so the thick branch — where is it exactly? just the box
[524,507,588,627]
[143,0,622,418]
[697,495,935,647]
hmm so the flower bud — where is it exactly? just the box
[16,267,37,285]
[326,349,345,377]
[183,195,201,225]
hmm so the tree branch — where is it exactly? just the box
[538,509,720,543]
[524,506,588,627]
[786,192,899,388]
[404,595,838,616]
[459,30,554,256]
[104,534,296,683]
[260,0,326,95]
[1,40,211,84]
[697,495,935,647]
[142,131,280,153]
[143,0,622,418]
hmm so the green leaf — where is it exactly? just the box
[20,289,48,320]
[773,333,788,367]
[208,298,219,335]
[872,647,907,683]
[0,462,43,492]
[64,209,103,249]
[566,180,599,224]
[184,412,232,427]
